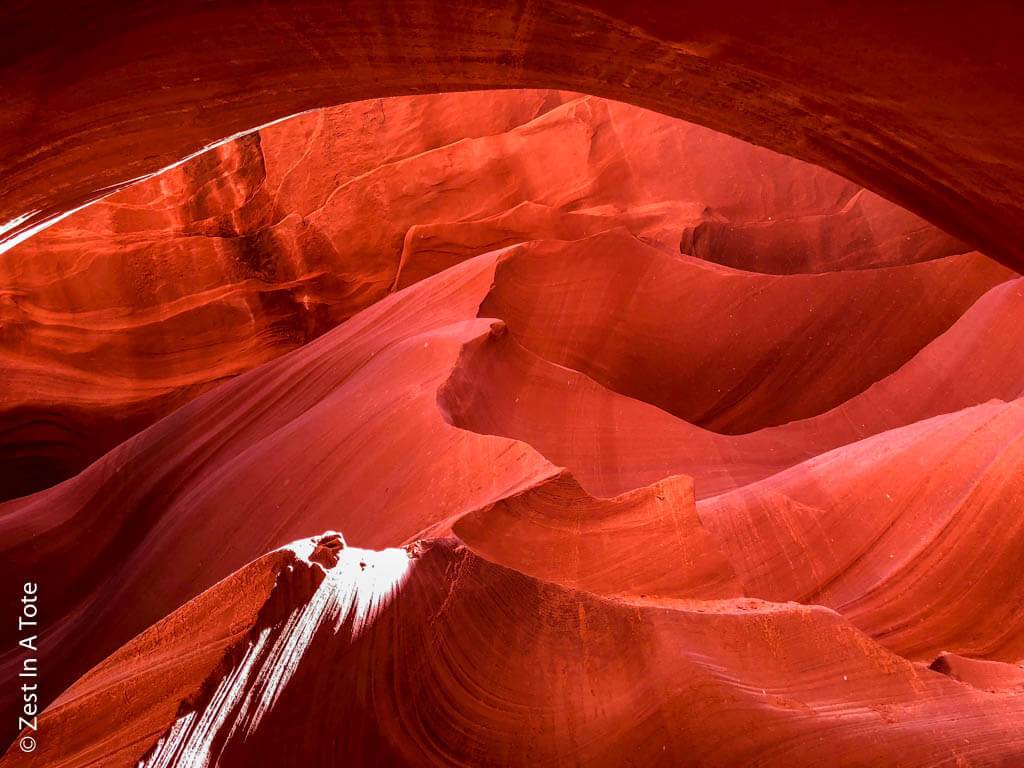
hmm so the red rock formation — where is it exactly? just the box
[3,92,958,500]
[679,188,967,274]
[479,230,1009,433]
[2,51,1024,766]
[929,653,1024,693]
[2,2,1024,272]
[0,91,572,499]
[4,229,1023,763]
[0,253,555,726]
[699,399,1024,661]
[10,535,1024,767]
[452,471,742,599]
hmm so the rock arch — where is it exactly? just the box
[2,1,1023,268]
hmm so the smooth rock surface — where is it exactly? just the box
[2,80,1023,766]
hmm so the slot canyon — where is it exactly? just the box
[1,4,1023,766]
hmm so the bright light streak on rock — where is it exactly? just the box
[138,628,270,768]
[0,111,312,256]
[140,712,196,768]
[0,200,101,254]
[138,537,412,766]
[240,544,412,738]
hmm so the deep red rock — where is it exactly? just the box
[2,36,1023,765]
[9,536,1024,767]
[2,2,1024,271]
[1,92,956,500]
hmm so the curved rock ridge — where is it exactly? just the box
[5,243,777,736]
[0,91,965,500]
[0,90,572,500]
[7,533,1024,767]
[441,275,1024,499]
[0,252,552,729]
[698,398,1024,663]
[1,72,1023,765]
[451,471,743,599]
[1,232,1021,757]
[3,547,292,768]
[928,653,1024,693]
[678,188,967,274]
[2,2,1023,274]
[478,229,1011,434]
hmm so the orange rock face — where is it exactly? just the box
[4,91,977,500]
[2,84,1024,766]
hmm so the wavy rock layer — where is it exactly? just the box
[2,87,1023,766]
[478,231,1006,433]
[4,91,965,500]
[10,535,1024,768]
